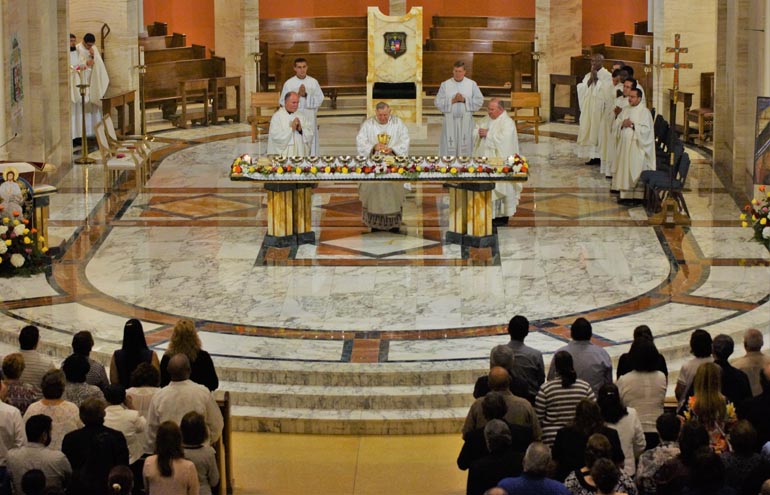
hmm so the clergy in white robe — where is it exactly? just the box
[473,98,522,220]
[70,33,109,140]
[267,92,314,156]
[577,54,612,163]
[435,61,484,156]
[279,58,324,156]
[356,102,410,231]
[611,88,655,201]
[599,70,623,178]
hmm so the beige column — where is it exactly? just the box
[390,0,405,16]
[0,1,7,161]
[535,0,582,121]
[215,0,259,120]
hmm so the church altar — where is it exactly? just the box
[231,154,528,254]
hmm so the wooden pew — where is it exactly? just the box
[431,16,535,29]
[610,32,653,49]
[144,44,206,65]
[139,32,187,50]
[146,21,167,36]
[275,51,367,108]
[277,39,367,54]
[634,21,651,35]
[589,44,645,64]
[423,51,527,95]
[145,57,226,119]
[424,39,535,83]
[260,16,367,30]
[428,27,535,42]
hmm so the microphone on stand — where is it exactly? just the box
[0,133,18,149]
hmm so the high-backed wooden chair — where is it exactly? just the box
[510,92,541,143]
[94,120,144,192]
[210,76,242,124]
[249,92,280,143]
[687,72,714,141]
[177,79,209,129]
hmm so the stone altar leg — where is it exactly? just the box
[264,183,315,248]
[445,183,497,257]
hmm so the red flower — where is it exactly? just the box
[22,219,29,225]
[760,185,767,192]
[12,211,19,217]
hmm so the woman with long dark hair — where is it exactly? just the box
[598,383,645,477]
[143,421,199,494]
[110,319,159,388]
[535,350,595,446]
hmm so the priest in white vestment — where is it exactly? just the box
[356,102,410,232]
[279,57,324,156]
[267,92,314,156]
[70,33,109,140]
[473,98,522,223]
[577,54,612,164]
[611,88,655,201]
[435,61,484,156]
[599,69,623,178]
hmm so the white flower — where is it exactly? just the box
[10,253,24,268]
[0,242,6,254]
[13,224,25,236]
[763,226,770,239]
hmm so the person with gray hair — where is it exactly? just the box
[473,345,531,402]
[712,334,752,405]
[466,419,523,495]
[498,442,571,495]
[732,328,770,396]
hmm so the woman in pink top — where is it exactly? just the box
[143,421,199,495]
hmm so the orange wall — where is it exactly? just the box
[143,0,215,50]
[583,0,648,46]
[260,0,389,18]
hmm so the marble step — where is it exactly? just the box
[220,381,475,410]
[229,404,467,435]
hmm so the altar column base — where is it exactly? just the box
[264,183,316,247]
[445,183,498,256]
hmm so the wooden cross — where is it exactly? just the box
[660,33,693,103]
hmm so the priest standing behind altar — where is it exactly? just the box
[611,88,655,202]
[577,54,612,165]
[356,102,410,232]
[279,58,324,156]
[267,92,314,157]
[435,61,484,156]
[70,33,109,141]
[473,98,521,227]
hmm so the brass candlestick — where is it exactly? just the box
[74,83,96,164]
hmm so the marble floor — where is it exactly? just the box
[1,116,769,493]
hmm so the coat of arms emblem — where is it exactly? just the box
[383,32,407,59]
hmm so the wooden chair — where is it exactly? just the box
[94,120,144,192]
[177,79,209,129]
[510,92,541,143]
[210,76,242,124]
[687,72,715,141]
[249,92,280,143]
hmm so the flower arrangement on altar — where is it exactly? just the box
[0,212,48,277]
[741,185,770,250]
[230,154,529,179]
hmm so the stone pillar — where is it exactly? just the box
[214,0,258,120]
[0,1,7,161]
[3,0,71,166]
[390,0,405,16]
[137,0,146,37]
[535,0,582,121]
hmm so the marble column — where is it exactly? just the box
[214,0,259,120]
[0,1,7,161]
[536,0,582,121]
[390,0,405,16]
[3,0,71,166]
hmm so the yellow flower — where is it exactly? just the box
[2,218,7,224]
[23,237,31,244]
[767,192,770,198]
[740,213,747,220]
[38,236,45,242]
[761,217,768,225]
[276,167,284,174]
[440,167,447,173]
[450,167,458,174]
[355,167,362,174]
[752,198,759,205]
[310,166,318,174]
[324,166,331,174]
[42,247,48,253]
[23,228,29,235]
[497,167,503,173]
[468,167,476,173]
[397,167,405,174]
[415,166,422,172]
[12,220,19,226]
[248,167,256,174]
[341,167,349,174]
[4,240,10,246]
[742,221,749,228]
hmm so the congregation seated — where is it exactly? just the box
[159,319,219,392]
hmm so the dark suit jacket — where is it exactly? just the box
[458,422,533,470]
[467,447,524,495]
[62,424,129,495]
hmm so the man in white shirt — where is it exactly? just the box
[146,354,223,449]
[0,379,26,492]
[267,91,314,157]
[280,58,324,156]
[577,54,613,165]
[474,98,522,226]
[103,385,147,464]
[435,61,484,156]
[7,415,71,494]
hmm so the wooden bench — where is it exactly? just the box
[145,45,206,64]
[145,57,226,119]
[424,39,535,85]
[260,16,367,30]
[634,21,651,35]
[146,21,167,36]
[275,51,367,108]
[589,44,646,64]
[265,39,367,84]
[431,16,536,30]
[178,79,209,128]
[610,32,653,49]
[423,51,526,95]
[139,32,187,50]
[428,27,535,42]
[687,72,715,141]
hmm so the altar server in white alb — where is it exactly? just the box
[473,98,522,225]
[577,54,612,165]
[279,58,324,156]
[598,69,623,179]
[70,33,109,140]
[356,102,410,232]
[267,92,314,156]
[435,61,484,156]
[611,88,655,201]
